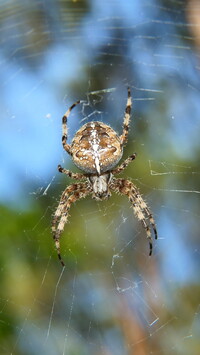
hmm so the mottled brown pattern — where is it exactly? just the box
[71,121,122,173]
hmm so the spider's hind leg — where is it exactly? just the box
[52,182,91,266]
[129,192,154,255]
[135,193,158,241]
[110,178,157,255]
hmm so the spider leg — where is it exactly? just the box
[133,192,158,241]
[111,153,136,175]
[62,100,81,155]
[120,87,132,147]
[58,164,86,180]
[52,183,79,237]
[52,182,91,266]
[110,178,157,255]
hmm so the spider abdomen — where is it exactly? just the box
[71,121,123,174]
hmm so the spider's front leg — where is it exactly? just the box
[62,100,81,155]
[110,178,157,255]
[120,87,132,147]
[52,182,91,266]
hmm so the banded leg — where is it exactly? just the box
[120,87,132,147]
[62,100,81,155]
[133,190,158,241]
[52,183,83,237]
[52,182,91,266]
[110,178,157,255]
[111,153,136,175]
[58,164,85,180]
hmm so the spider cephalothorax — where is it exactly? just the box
[52,88,157,266]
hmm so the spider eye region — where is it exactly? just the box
[71,121,123,174]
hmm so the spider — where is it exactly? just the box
[52,88,157,266]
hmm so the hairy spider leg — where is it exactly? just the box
[110,178,157,255]
[58,164,85,180]
[52,182,91,266]
[120,87,132,147]
[62,100,81,155]
[52,183,83,238]
[133,192,158,241]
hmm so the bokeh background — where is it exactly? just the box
[1,0,200,354]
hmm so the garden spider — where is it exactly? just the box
[52,88,157,266]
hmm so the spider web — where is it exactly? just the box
[0,0,200,354]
